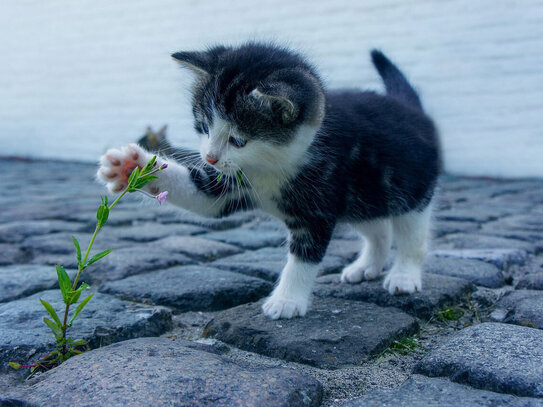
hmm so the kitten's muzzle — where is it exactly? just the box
[206,154,219,165]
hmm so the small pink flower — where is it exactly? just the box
[156,191,168,204]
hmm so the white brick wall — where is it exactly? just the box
[0,0,542,177]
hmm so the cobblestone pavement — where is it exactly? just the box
[1,158,543,406]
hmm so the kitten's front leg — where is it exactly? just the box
[97,144,244,217]
[262,254,320,319]
[262,225,334,319]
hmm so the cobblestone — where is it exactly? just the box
[314,272,473,319]
[5,337,323,407]
[2,159,543,406]
[100,265,272,312]
[203,297,418,369]
[0,290,172,372]
[415,323,543,397]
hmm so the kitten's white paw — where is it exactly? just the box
[262,294,310,320]
[97,144,153,193]
[383,269,421,295]
[340,261,381,283]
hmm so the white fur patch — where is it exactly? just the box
[262,253,319,319]
[202,109,319,219]
[383,204,433,294]
[341,218,393,283]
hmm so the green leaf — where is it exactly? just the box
[43,317,64,341]
[66,283,90,305]
[71,339,87,347]
[9,362,21,370]
[101,195,108,206]
[72,236,81,265]
[96,204,110,228]
[141,156,157,175]
[133,175,158,190]
[86,249,113,266]
[67,290,81,305]
[56,265,72,304]
[216,173,223,182]
[236,170,243,186]
[40,299,61,328]
[68,294,94,327]
[127,166,140,187]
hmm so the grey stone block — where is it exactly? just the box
[100,265,272,312]
[21,232,130,256]
[492,290,543,329]
[147,235,242,261]
[204,297,418,369]
[342,376,543,407]
[204,228,286,250]
[29,253,80,269]
[434,220,479,238]
[436,207,504,223]
[431,248,527,270]
[415,322,543,397]
[0,265,75,303]
[517,272,543,290]
[156,208,256,230]
[436,233,540,253]
[314,272,473,319]
[211,247,346,281]
[0,220,87,244]
[107,221,207,242]
[423,255,505,288]
[86,247,194,283]
[6,337,322,407]
[0,290,172,372]
[65,207,158,226]
[483,215,543,233]
[0,244,27,266]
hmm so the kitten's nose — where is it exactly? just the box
[206,154,219,165]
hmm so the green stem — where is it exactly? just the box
[108,188,129,211]
[61,303,69,354]
[61,188,129,354]
[70,188,128,291]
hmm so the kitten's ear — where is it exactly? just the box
[171,51,211,76]
[158,125,168,137]
[250,88,298,124]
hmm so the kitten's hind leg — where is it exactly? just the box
[341,218,392,283]
[384,205,432,295]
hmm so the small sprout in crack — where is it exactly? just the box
[9,155,168,376]
[438,306,464,322]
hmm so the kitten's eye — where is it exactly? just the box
[201,123,209,135]
[229,136,247,148]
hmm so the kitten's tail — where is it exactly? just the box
[371,50,423,112]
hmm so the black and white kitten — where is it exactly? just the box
[97,43,440,320]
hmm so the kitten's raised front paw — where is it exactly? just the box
[383,269,421,295]
[97,144,153,193]
[262,294,310,320]
[340,261,381,283]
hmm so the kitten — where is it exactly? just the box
[137,125,171,153]
[97,42,440,320]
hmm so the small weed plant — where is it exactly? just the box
[9,157,167,374]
